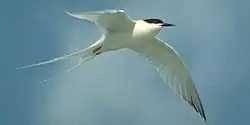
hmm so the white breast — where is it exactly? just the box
[132,20,163,39]
[103,32,133,51]
[101,20,163,51]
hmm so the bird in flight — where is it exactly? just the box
[17,9,207,121]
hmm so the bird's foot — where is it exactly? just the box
[92,46,103,55]
[95,52,101,55]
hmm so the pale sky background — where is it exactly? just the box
[1,0,250,125]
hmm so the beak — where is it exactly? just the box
[161,23,175,27]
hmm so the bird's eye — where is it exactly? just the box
[143,18,164,24]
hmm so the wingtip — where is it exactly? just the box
[200,112,207,122]
[64,10,82,19]
[199,103,207,122]
[187,94,207,122]
[64,9,72,16]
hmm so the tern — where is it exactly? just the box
[17,9,206,121]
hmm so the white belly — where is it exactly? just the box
[101,23,162,51]
[103,32,133,51]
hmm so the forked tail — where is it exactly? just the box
[39,56,94,84]
[16,45,98,83]
[16,46,95,70]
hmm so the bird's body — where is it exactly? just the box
[86,19,164,54]
[17,9,207,121]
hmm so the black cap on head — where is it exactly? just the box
[143,18,175,27]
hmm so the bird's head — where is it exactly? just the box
[143,18,175,28]
[139,18,174,36]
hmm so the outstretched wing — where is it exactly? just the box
[129,37,207,121]
[65,9,135,32]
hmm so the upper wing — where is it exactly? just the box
[65,9,135,32]
[129,37,206,121]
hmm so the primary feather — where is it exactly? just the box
[129,37,206,121]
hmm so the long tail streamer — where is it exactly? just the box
[39,56,94,84]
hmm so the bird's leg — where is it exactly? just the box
[92,46,103,55]
[95,52,102,55]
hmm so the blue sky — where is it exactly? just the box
[1,0,250,125]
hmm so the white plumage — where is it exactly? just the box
[17,9,206,121]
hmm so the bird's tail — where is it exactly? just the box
[16,45,98,83]
[16,45,96,70]
[38,56,94,84]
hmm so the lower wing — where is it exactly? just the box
[129,37,207,121]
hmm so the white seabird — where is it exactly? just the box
[17,9,207,121]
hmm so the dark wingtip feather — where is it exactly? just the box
[188,95,207,122]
